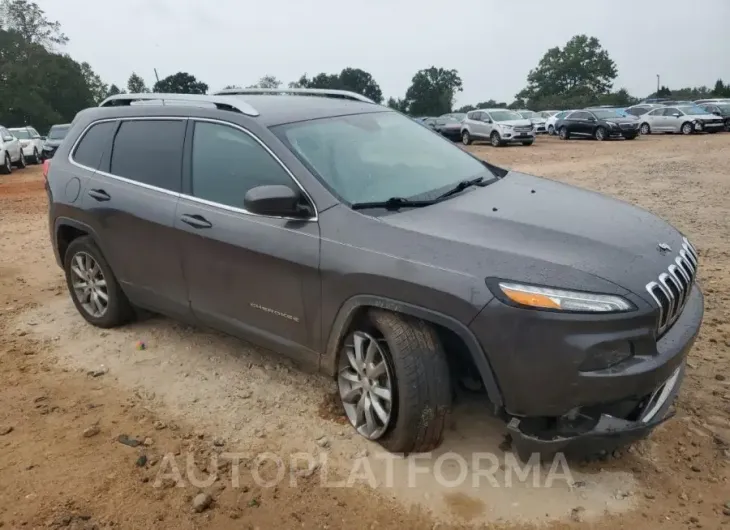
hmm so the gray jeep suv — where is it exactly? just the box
[47,89,703,459]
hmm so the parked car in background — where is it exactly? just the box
[461,109,535,146]
[625,104,664,117]
[0,125,26,174]
[8,126,44,164]
[659,100,694,107]
[698,102,730,131]
[539,110,560,119]
[639,105,725,135]
[694,98,730,105]
[432,114,465,141]
[546,110,574,135]
[556,109,640,141]
[42,123,71,159]
[515,110,547,133]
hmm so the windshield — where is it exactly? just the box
[518,110,538,118]
[273,112,493,205]
[48,125,70,140]
[491,110,524,122]
[591,109,626,119]
[444,113,465,121]
[10,129,30,139]
[678,106,710,115]
[716,104,730,113]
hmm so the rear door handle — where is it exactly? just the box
[88,189,111,201]
[180,214,212,229]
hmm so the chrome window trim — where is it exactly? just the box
[67,116,319,222]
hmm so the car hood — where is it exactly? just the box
[685,114,721,120]
[603,116,638,124]
[497,119,533,127]
[381,171,685,303]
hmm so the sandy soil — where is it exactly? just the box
[0,134,728,529]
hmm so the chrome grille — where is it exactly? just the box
[620,123,636,130]
[515,126,532,133]
[645,237,698,335]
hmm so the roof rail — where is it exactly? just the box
[214,87,375,104]
[98,93,260,117]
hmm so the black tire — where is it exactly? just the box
[461,130,472,145]
[521,140,534,146]
[724,120,730,132]
[624,134,637,140]
[14,151,26,168]
[490,132,503,147]
[367,309,451,454]
[681,122,694,135]
[64,236,134,328]
[0,153,10,175]
[547,125,555,135]
[33,148,41,164]
[640,123,650,135]
[594,126,607,141]
[559,127,569,140]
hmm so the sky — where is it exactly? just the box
[38,0,730,106]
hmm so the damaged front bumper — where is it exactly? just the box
[508,363,685,460]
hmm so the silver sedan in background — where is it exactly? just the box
[638,105,726,135]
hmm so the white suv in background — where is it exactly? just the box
[546,110,575,135]
[8,126,44,164]
[461,109,535,147]
[0,126,25,174]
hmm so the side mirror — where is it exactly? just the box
[588,117,597,122]
[41,136,47,141]
[2,136,14,142]
[672,113,681,117]
[484,118,492,123]
[244,185,310,218]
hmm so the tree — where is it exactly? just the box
[127,72,148,93]
[712,79,730,97]
[0,29,93,131]
[106,84,124,97]
[516,35,617,109]
[386,97,409,113]
[80,62,107,104]
[289,68,383,102]
[338,68,383,103]
[656,85,671,97]
[153,72,208,94]
[247,75,281,89]
[404,67,463,116]
[0,0,67,49]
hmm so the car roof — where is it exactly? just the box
[479,108,518,112]
[95,93,387,126]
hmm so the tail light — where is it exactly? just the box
[42,159,51,181]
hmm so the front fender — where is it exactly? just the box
[321,294,504,410]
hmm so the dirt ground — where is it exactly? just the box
[0,134,728,530]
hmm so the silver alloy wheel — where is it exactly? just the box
[640,123,650,135]
[491,133,500,147]
[595,127,605,140]
[682,123,693,135]
[4,154,10,173]
[70,251,109,318]
[559,127,567,139]
[33,149,39,163]
[19,151,25,167]
[548,125,554,135]
[462,131,470,145]
[338,331,394,440]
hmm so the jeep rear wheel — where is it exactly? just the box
[337,309,451,453]
[64,236,134,328]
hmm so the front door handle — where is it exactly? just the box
[88,189,111,201]
[180,214,212,229]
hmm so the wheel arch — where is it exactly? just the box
[53,217,103,267]
[321,295,504,411]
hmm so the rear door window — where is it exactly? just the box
[73,121,117,170]
[110,119,186,192]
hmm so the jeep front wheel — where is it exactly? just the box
[337,309,451,454]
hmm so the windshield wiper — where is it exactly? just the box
[351,197,436,211]
[434,177,486,201]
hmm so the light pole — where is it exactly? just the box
[656,74,660,96]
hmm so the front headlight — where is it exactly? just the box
[501,125,513,130]
[498,282,635,312]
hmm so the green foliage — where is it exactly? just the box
[127,72,148,93]
[0,0,67,49]
[106,84,124,97]
[0,28,93,131]
[80,61,107,104]
[712,79,730,97]
[404,67,463,116]
[247,75,281,89]
[290,68,383,103]
[386,97,409,113]
[153,72,208,94]
[517,35,617,109]
[456,99,508,113]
